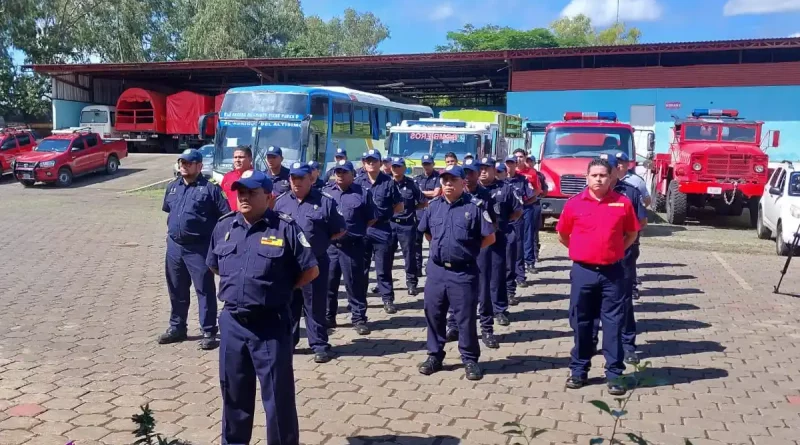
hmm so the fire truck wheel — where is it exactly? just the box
[666,180,687,225]
[56,167,73,187]
[776,222,790,256]
[20,180,35,187]
[654,193,667,213]
[727,201,744,217]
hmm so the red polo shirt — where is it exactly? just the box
[556,188,640,265]
[220,169,251,211]
[517,165,541,190]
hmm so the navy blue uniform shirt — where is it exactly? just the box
[324,182,374,242]
[466,184,496,224]
[506,172,535,208]
[207,211,318,311]
[418,194,495,266]
[266,166,291,196]
[392,176,425,222]
[312,178,326,191]
[162,176,230,245]
[614,180,647,245]
[355,172,403,242]
[414,170,440,219]
[274,188,346,257]
[483,180,522,234]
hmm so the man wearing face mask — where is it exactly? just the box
[206,170,319,445]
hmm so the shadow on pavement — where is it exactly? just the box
[638,366,730,388]
[345,435,461,445]
[639,273,697,282]
[638,339,726,358]
[332,338,426,357]
[638,262,688,268]
[518,293,568,304]
[638,287,703,298]
[498,328,572,344]
[534,264,570,273]
[643,224,688,238]
[57,168,146,188]
[511,308,569,323]
[634,302,701,313]
[638,318,712,333]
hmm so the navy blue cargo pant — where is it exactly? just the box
[592,245,639,353]
[523,203,541,267]
[390,219,419,289]
[218,308,298,445]
[569,261,625,380]
[292,254,331,353]
[327,239,368,324]
[447,246,494,334]
[425,261,480,364]
[507,222,522,298]
[490,231,510,316]
[364,231,394,304]
[414,226,425,277]
[165,237,217,335]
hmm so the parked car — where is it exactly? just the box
[13,128,128,187]
[173,144,214,178]
[0,127,38,175]
[756,160,800,255]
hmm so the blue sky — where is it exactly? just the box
[10,0,800,65]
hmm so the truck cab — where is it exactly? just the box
[649,109,772,226]
[0,127,38,175]
[79,105,120,140]
[538,112,637,219]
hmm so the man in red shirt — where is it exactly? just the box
[220,146,253,211]
[556,157,640,396]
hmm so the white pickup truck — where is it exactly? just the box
[756,160,800,255]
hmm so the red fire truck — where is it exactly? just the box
[647,109,774,227]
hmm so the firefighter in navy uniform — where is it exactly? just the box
[389,157,426,296]
[417,164,495,381]
[503,156,536,299]
[207,170,319,445]
[324,148,348,183]
[275,162,346,364]
[478,157,522,327]
[413,154,441,276]
[307,160,326,191]
[263,146,291,196]
[159,149,230,350]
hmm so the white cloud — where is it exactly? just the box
[724,0,800,16]
[561,0,663,26]
[790,32,800,37]
[429,3,455,21]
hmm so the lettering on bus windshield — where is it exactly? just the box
[219,112,304,120]
[409,133,466,142]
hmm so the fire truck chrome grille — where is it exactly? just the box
[707,154,752,179]
[560,175,587,195]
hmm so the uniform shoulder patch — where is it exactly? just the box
[218,211,236,221]
[321,191,333,199]
[278,212,294,223]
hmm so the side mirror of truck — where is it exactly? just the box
[647,132,655,151]
[197,112,217,139]
[770,186,782,196]
[772,130,780,148]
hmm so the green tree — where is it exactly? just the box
[549,14,642,46]
[435,24,559,52]
[285,8,389,57]
[182,0,305,60]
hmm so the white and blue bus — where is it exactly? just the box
[198,85,433,181]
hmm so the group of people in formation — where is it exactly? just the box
[157,143,649,445]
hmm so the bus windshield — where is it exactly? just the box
[543,127,633,159]
[215,121,302,172]
[389,132,481,159]
[219,92,308,118]
[80,110,108,124]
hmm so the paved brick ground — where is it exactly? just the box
[1,173,799,445]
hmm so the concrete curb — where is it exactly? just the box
[121,178,173,194]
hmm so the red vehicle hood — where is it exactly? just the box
[539,158,594,180]
[15,152,62,163]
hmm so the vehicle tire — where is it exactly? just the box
[749,200,760,230]
[56,167,73,187]
[666,180,688,225]
[655,192,667,213]
[20,179,35,187]
[756,206,771,239]
[105,155,119,175]
[727,200,744,217]
[777,221,790,256]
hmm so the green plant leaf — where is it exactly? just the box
[610,409,628,418]
[504,430,524,436]
[626,433,648,445]
[590,438,604,444]
[589,400,612,414]
[502,421,522,428]
[531,429,546,438]
[685,440,694,445]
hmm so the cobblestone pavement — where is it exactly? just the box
[1,174,799,445]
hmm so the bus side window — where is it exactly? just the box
[374,107,388,139]
[310,96,329,163]
[353,106,371,138]
[333,102,352,135]
[389,109,402,126]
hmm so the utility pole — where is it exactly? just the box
[616,0,621,25]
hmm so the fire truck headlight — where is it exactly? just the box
[546,180,555,191]
[692,162,702,171]
[754,165,765,173]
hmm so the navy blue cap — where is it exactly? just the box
[599,153,620,168]
[421,154,434,165]
[480,156,497,167]
[334,148,347,158]
[333,159,355,173]
[363,149,381,162]
[528,154,536,161]
[178,148,203,163]
[266,146,282,157]
[307,160,320,170]
[462,158,480,172]
[463,153,474,160]
[504,156,518,163]
[232,170,273,193]
[614,151,630,162]
[391,157,406,167]
[289,162,311,176]
[440,164,465,179]
[496,162,507,172]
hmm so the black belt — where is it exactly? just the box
[227,307,286,325]
[575,261,620,271]
[391,217,416,225]
[432,260,475,272]
[334,237,364,248]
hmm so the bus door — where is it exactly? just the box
[309,95,330,167]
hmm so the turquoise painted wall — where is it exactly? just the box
[53,99,93,130]
[507,86,800,161]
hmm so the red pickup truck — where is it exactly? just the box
[0,127,38,175]
[13,128,128,187]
